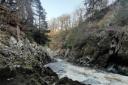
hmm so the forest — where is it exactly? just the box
[0,0,128,85]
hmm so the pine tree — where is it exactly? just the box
[32,0,47,30]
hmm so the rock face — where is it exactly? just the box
[55,77,86,85]
[42,67,59,84]
[0,29,59,85]
[61,28,128,75]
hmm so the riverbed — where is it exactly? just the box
[45,58,128,85]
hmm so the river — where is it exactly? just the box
[45,58,128,85]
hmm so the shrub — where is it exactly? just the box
[25,28,50,45]
[32,30,50,45]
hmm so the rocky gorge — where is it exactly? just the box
[1,25,128,85]
[45,58,128,85]
[1,0,128,85]
[0,24,87,85]
[56,27,128,76]
[0,6,128,85]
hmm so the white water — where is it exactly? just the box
[45,59,128,85]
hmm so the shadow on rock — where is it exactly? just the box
[55,77,88,85]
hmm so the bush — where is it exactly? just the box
[25,28,50,45]
[33,30,50,45]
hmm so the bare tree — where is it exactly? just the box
[84,0,108,16]
[48,7,86,30]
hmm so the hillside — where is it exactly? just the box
[0,4,57,85]
[48,0,128,76]
[1,0,128,85]
[0,3,88,85]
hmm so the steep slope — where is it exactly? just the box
[0,5,87,85]
[51,2,128,76]
[0,5,59,85]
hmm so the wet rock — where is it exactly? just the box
[55,77,87,85]
[106,64,118,73]
[42,67,59,84]
[83,78,101,85]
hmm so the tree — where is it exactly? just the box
[114,0,128,26]
[11,0,34,25]
[73,7,85,25]
[32,0,47,30]
[48,14,71,30]
[14,0,47,29]
[48,7,86,30]
[58,14,71,30]
[48,18,58,30]
[0,0,49,45]
[84,0,108,16]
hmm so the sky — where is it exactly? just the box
[41,0,116,20]
[41,0,83,20]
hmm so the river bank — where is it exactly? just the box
[45,58,128,85]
